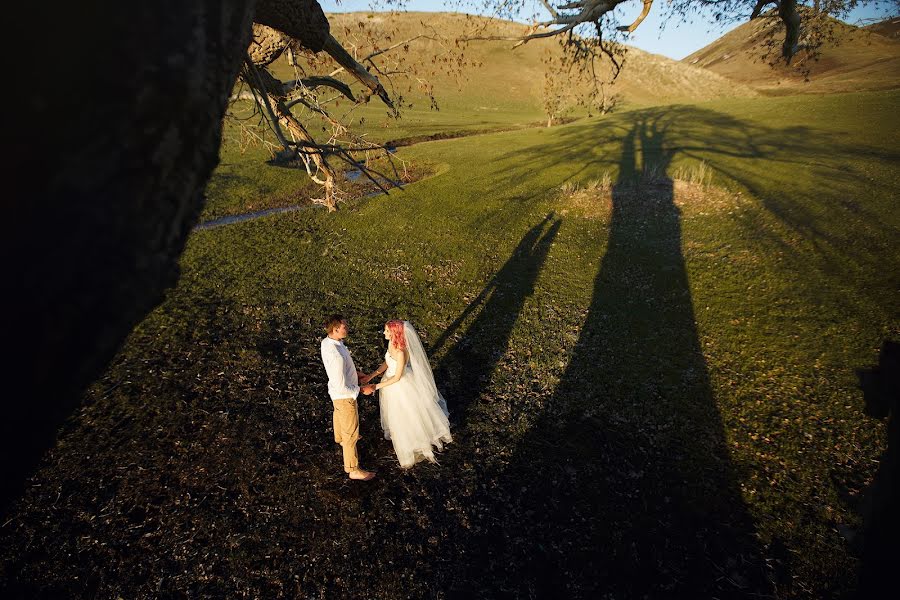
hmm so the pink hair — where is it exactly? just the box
[386,320,407,350]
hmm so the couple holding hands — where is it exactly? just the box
[320,315,453,480]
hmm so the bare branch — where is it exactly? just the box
[324,33,436,80]
[541,0,561,19]
[334,149,397,195]
[283,95,349,136]
[273,100,340,210]
[242,57,292,152]
[616,0,654,33]
[463,0,632,46]
[463,22,579,46]
[282,76,356,101]
[750,0,778,19]
[365,34,434,61]
[596,33,623,79]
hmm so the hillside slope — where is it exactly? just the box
[270,11,756,115]
[684,14,900,95]
[864,16,900,39]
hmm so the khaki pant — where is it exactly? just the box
[332,397,360,473]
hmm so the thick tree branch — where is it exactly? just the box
[254,0,330,52]
[248,23,291,67]
[463,0,638,46]
[616,0,654,33]
[322,34,394,109]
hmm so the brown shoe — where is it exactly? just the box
[348,469,375,481]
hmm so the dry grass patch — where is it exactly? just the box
[556,174,614,219]
[557,164,747,220]
[423,259,462,283]
[672,181,747,215]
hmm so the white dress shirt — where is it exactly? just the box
[321,337,360,400]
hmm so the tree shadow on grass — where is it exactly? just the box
[488,105,898,305]
[447,112,774,597]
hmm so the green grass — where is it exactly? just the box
[202,11,759,222]
[1,90,897,598]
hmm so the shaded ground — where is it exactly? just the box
[0,188,819,598]
[0,201,770,598]
[2,95,896,598]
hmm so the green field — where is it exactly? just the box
[1,86,896,597]
[204,11,760,222]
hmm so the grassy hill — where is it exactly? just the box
[684,13,900,95]
[864,15,900,39]
[267,12,757,139]
[211,11,759,222]
[2,89,896,598]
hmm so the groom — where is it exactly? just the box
[320,315,376,481]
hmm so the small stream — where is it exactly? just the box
[194,187,395,231]
[194,145,402,231]
[194,204,313,230]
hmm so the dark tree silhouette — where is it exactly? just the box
[3,1,255,509]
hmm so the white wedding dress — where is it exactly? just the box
[379,322,452,468]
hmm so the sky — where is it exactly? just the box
[319,0,897,60]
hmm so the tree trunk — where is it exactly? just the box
[779,0,802,60]
[3,1,255,510]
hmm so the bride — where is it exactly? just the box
[364,320,452,468]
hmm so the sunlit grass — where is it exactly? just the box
[204,10,760,222]
[2,89,897,598]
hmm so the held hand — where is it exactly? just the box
[361,384,376,396]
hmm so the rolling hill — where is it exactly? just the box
[864,15,900,39]
[268,11,757,122]
[683,14,900,95]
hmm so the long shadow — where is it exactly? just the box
[485,105,899,282]
[450,114,772,597]
[433,214,561,427]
